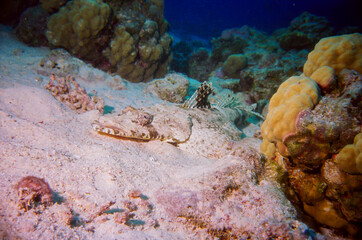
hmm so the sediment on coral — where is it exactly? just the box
[144,73,189,103]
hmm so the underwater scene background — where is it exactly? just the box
[165,0,361,40]
[0,0,361,239]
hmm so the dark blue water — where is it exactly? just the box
[165,0,361,40]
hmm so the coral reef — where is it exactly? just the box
[144,73,189,103]
[15,176,54,211]
[183,25,307,101]
[261,34,362,235]
[211,30,249,62]
[0,0,38,26]
[44,74,104,114]
[279,12,333,50]
[15,6,50,47]
[239,49,307,101]
[102,0,173,82]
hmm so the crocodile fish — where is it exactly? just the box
[92,104,193,144]
[92,103,246,157]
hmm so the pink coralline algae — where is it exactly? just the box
[15,176,54,211]
[44,74,104,114]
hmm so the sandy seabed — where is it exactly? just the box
[0,27,337,239]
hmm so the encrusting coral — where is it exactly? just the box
[44,74,104,114]
[261,33,362,235]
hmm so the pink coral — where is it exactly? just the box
[15,176,53,211]
[44,74,104,114]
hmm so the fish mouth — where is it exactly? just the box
[92,121,154,141]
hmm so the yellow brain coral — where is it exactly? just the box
[261,76,320,157]
[304,33,362,77]
[309,65,336,92]
[336,132,362,174]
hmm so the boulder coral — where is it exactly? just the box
[304,33,362,77]
[15,6,50,47]
[221,54,247,79]
[102,0,172,82]
[260,75,320,158]
[261,34,362,235]
[336,133,362,174]
[46,0,111,58]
